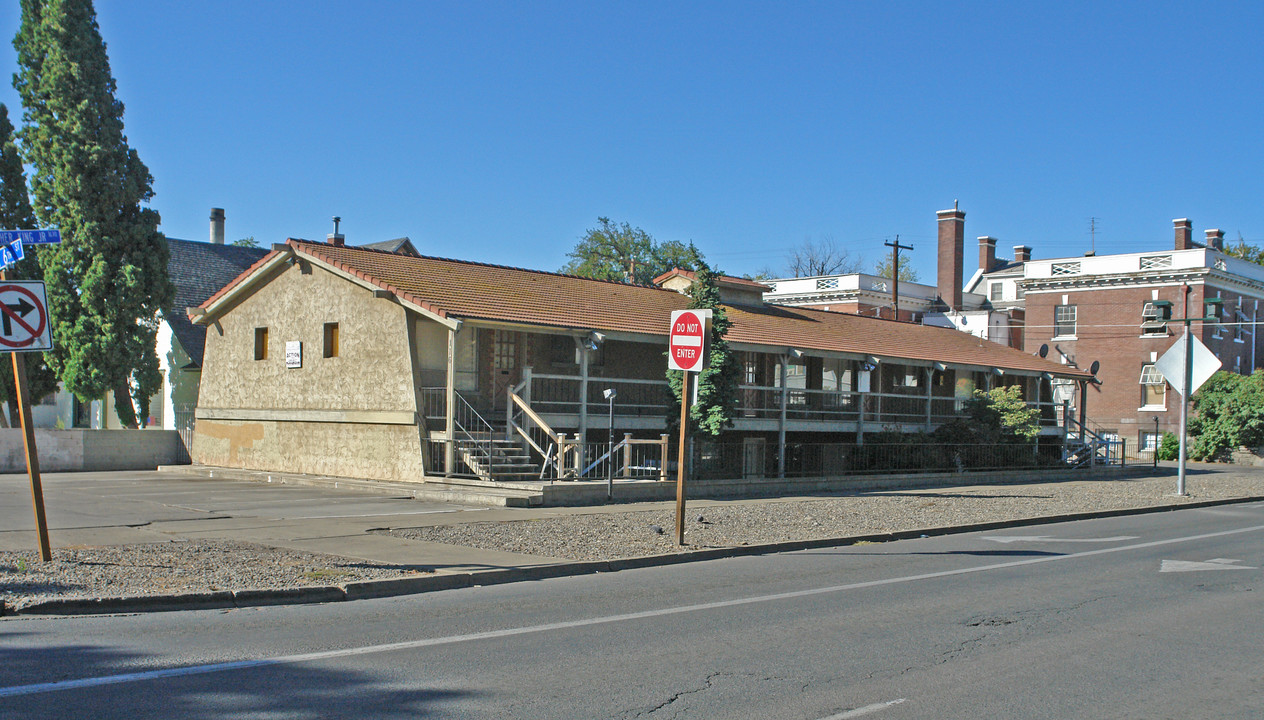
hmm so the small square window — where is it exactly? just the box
[323,322,339,358]
[254,327,268,360]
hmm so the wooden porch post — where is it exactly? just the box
[444,326,457,474]
[925,367,934,431]
[622,433,633,478]
[659,434,669,482]
[778,354,788,479]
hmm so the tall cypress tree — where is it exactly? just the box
[12,0,174,427]
[666,248,742,438]
[0,103,59,425]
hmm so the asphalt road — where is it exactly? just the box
[3,502,1262,719]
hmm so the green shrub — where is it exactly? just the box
[1157,432,1180,461]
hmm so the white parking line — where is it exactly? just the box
[4,522,1263,698]
[821,698,907,719]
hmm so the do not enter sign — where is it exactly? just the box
[668,309,711,372]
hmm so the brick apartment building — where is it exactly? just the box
[971,219,1264,456]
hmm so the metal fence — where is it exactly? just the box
[691,441,1069,480]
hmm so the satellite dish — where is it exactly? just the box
[1038,344,1049,358]
[1089,360,1100,376]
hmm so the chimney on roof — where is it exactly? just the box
[1205,228,1224,251]
[1174,218,1193,250]
[327,216,345,247]
[1013,245,1032,263]
[937,203,965,311]
[209,208,225,245]
[978,236,997,273]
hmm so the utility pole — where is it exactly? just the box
[884,236,914,321]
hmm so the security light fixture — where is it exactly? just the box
[603,388,617,400]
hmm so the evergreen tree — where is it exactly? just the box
[12,0,174,427]
[0,103,59,426]
[666,248,742,438]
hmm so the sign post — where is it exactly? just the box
[0,228,60,562]
[668,309,711,546]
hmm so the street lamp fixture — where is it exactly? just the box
[603,389,617,500]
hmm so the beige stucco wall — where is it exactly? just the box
[191,261,428,481]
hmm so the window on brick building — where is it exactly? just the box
[1140,364,1165,408]
[1141,302,1167,336]
[1140,431,1159,453]
[1054,305,1077,337]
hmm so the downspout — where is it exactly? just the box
[578,343,590,443]
[778,354,788,479]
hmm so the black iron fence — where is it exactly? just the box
[692,440,1068,480]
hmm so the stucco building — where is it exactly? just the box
[189,237,1090,484]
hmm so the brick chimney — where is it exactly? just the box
[1205,228,1224,251]
[1174,218,1193,250]
[209,208,225,245]
[327,216,345,247]
[1013,245,1032,263]
[978,236,997,273]
[937,204,965,311]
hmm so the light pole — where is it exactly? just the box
[603,388,617,500]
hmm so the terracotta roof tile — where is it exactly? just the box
[270,240,1089,378]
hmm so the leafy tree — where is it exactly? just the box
[1187,370,1264,460]
[232,236,259,248]
[666,248,742,438]
[561,217,698,284]
[784,235,863,277]
[0,103,58,427]
[873,253,919,282]
[934,385,1040,444]
[13,0,174,428]
[1224,232,1264,264]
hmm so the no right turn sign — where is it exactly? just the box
[0,281,53,352]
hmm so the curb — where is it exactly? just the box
[9,495,1264,617]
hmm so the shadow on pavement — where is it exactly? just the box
[0,630,480,719]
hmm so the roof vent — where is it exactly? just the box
[327,216,345,247]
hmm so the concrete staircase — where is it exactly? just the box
[455,431,541,482]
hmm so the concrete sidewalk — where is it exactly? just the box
[3,464,1262,615]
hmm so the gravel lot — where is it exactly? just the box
[0,541,428,612]
[386,472,1264,561]
[3,469,1262,612]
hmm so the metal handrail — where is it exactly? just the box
[453,391,497,474]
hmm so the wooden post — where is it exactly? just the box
[675,371,692,546]
[622,433,632,478]
[12,352,51,560]
[659,434,669,482]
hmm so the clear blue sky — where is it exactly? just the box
[2,1,1262,283]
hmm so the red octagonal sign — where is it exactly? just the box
[668,309,710,372]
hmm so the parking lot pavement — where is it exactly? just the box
[0,470,489,557]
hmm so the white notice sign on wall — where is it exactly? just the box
[285,341,302,368]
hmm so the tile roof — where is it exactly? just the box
[652,267,772,291]
[166,238,269,365]
[255,240,1090,378]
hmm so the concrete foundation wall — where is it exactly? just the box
[191,418,427,482]
[0,429,189,473]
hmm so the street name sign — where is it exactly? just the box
[0,281,53,352]
[667,309,711,372]
[0,229,62,245]
[0,239,25,270]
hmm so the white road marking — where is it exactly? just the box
[4,523,1264,698]
[980,535,1137,544]
[820,698,907,718]
[1160,558,1257,572]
